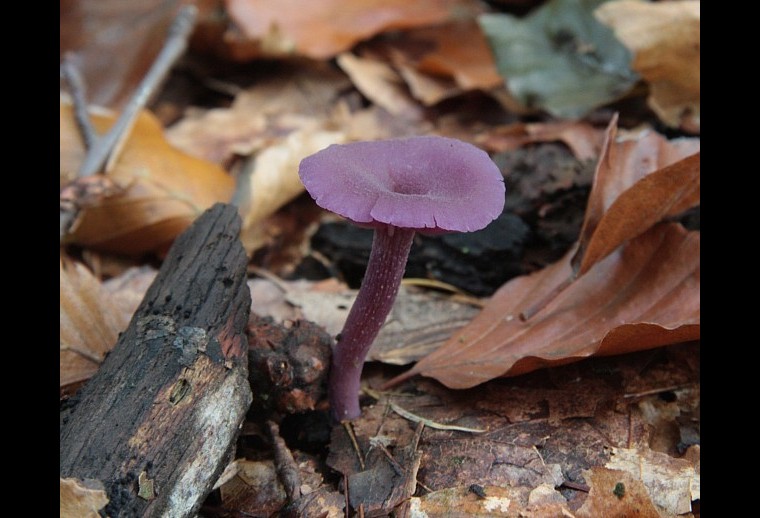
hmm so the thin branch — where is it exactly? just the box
[78,5,198,177]
[342,421,365,471]
[267,420,301,503]
[389,402,485,433]
[61,54,97,149]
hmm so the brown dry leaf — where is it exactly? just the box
[338,102,436,143]
[224,0,481,60]
[60,477,109,518]
[604,446,699,516]
[219,460,288,515]
[336,52,423,119]
[60,0,185,109]
[60,101,235,255]
[165,64,348,254]
[166,63,350,165]
[477,120,605,161]
[572,117,700,277]
[338,343,696,514]
[238,126,345,252]
[396,222,699,389]
[576,467,661,518]
[595,1,700,132]
[372,20,502,105]
[247,278,476,365]
[410,486,524,516]
[60,256,133,388]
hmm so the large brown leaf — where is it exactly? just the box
[60,101,234,255]
[394,223,699,389]
[60,256,133,388]
[572,116,700,277]
[368,20,503,105]
[225,0,480,60]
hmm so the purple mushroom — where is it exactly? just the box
[299,136,505,421]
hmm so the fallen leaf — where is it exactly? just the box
[394,223,699,389]
[238,126,345,253]
[479,0,639,118]
[370,20,503,105]
[219,455,336,516]
[576,467,661,518]
[60,0,184,109]
[166,62,350,165]
[409,486,525,517]
[102,265,158,318]
[477,120,605,161]
[247,278,478,365]
[344,343,696,515]
[224,0,481,60]
[572,117,700,276]
[595,0,700,132]
[366,286,481,365]
[336,52,423,118]
[604,446,699,515]
[60,477,109,518]
[219,460,287,515]
[60,101,235,255]
[60,256,133,388]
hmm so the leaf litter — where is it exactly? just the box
[60,1,700,515]
[60,100,235,255]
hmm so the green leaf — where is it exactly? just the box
[479,0,639,118]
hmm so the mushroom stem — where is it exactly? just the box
[329,225,416,421]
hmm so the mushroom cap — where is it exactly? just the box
[299,136,505,233]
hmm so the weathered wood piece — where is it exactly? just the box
[60,203,252,518]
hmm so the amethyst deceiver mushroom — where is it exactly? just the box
[299,136,505,421]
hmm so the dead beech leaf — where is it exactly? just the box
[225,0,480,60]
[395,223,699,389]
[218,460,287,516]
[604,446,699,515]
[410,486,521,516]
[577,152,699,277]
[60,477,109,518]
[576,468,661,518]
[336,52,423,118]
[238,126,345,253]
[60,101,235,255]
[372,20,502,105]
[572,116,700,276]
[166,63,350,165]
[595,0,700,132]
[60,256,132,388]
[477,120,605,161]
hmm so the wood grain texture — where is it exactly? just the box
[60,203,252,517]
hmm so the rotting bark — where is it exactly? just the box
[60,203,252,518]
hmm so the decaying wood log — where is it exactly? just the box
[60,203,252,518]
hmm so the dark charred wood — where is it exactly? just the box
[60,203,252,518]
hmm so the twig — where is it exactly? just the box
[61,54,97,149]
[342,421,365,471]
[389,402,485,433]
[77,5,198,177]
[560,480,590,492]
[371,437,434,493]
[267,420,302,503]
[622,383,694,399]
